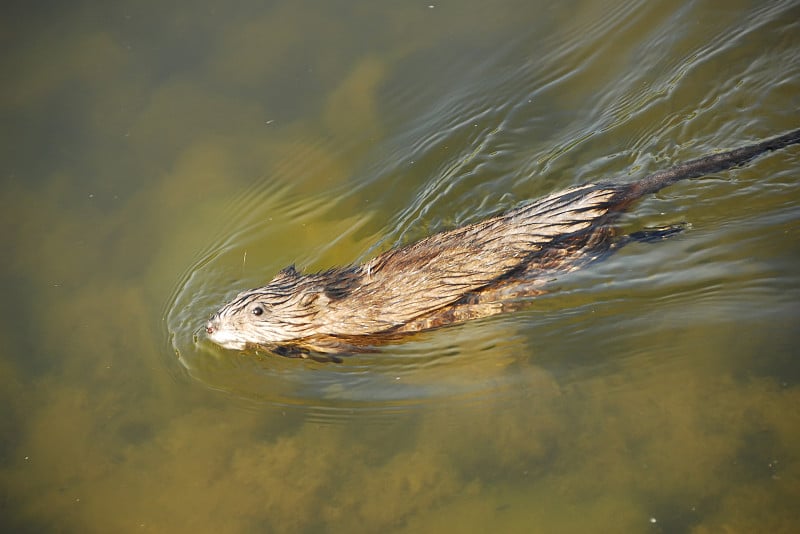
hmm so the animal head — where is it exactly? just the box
[205,266,324,350]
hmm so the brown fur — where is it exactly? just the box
[206,128,800,358]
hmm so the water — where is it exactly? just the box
[2,0,800,532]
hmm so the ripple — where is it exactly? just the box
[162,0,800,421]
[164,233,541,417]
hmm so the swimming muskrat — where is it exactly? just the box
[206,128,800,359]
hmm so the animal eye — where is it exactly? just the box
[252,306,264,316]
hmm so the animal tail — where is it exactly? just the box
[627,127,800,199]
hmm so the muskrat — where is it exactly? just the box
[206,128,800,359]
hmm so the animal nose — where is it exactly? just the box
[206,319,216,335]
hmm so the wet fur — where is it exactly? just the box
[206,128,800,357]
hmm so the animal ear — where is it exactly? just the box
[271,264,300,283]
[280,264,298,276]
[300,290,331,308]
[299,292,317,307]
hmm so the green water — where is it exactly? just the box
[2,0,800,532]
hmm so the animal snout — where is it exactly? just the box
[205,317,218,335]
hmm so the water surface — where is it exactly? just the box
[2,0,800,532]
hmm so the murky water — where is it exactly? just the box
[2,0,800,532]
